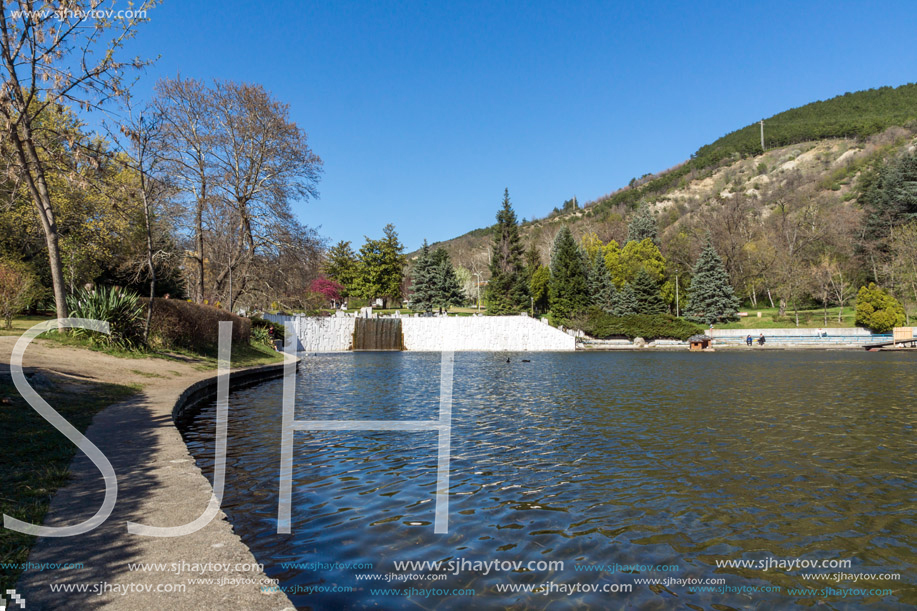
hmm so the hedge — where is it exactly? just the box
[577,309,703,341]
[146,299,251,352]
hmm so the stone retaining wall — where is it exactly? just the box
[264,314,576,352]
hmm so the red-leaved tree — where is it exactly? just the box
[310,276,343,304]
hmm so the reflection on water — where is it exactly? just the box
[181,352,916,610]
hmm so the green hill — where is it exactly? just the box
[421,82,917,324]
[587,83,917,215]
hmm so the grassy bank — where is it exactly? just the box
[0,377,139,593]
[3,316,284,369]
[716,306,858,329]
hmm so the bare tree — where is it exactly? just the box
[113,103,172,341]
[155,77,215,303]
[0,0,154,324]
[207,80,323,300]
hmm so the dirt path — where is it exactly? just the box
[1,336,294,610]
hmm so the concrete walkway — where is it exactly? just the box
[1,337,294,610]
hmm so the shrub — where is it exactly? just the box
[575,308,703,341]
[67,286,146,349]
[855,283,905,333]
[251,327,270,345]
[250,316,285,346]
[250,316,285,337]
[147,299,251,353]
[0,260,40,329]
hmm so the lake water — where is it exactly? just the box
[181,351,916,610]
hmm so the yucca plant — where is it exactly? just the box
[251,326,271,346]
[66,286,146,350]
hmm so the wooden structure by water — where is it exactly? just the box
[688,334,712,351]
[864,326,917,351]
[352,318,404,350]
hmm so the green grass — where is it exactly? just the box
[715,306,858,329]
[169,341,286,371]
[0,314,55,337]
[7,318,286,369]
[0,377,139,593]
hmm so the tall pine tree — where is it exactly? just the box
[432,253,465,313]
[632,269,667,314]
[324,240,359,297]
[354,224,406,308]
[409,240,436,312]
[549,226,589,321]
[588,250,617,313]
[484,189,528,314]
[684,240,740,324]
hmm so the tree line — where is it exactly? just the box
[480,190,740,325]
[0,5,326,328]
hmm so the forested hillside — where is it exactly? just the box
[420,83,917,325]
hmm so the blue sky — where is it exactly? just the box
[121,0,917,251]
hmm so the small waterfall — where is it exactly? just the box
[352,318,404,350]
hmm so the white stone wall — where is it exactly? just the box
[263,314,355,352]
[297,317,356,352]
[401,316,575,351]
[269,314,575,352]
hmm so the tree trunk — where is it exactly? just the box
[793,300,799,327]
[778,297,786,317]
[195,195,205,302]
[767,287,776,309]
[4,113,68,327]
[141,186,156,344]
[823,290,828,327]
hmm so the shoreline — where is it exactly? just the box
[1,337,296,610]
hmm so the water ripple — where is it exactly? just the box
[182,351,916,610]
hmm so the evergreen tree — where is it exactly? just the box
[354,224,406,308]
[862,153,917,246]
[484,189,528,313]
[325,240,359,297]
[588,250,617,313]
[684,240,740,324]
[409,240,436,312]
[549,226,589,320]
[632,269,667,314]
[524,241,541,282]
[530,265,551,314]
[627,204,658,243]
[855,283,906,332]
[613,283,639,316]
[432,254,465,313]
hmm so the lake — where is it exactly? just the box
[181,351,916,610]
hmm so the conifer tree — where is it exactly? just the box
[588,250,617,313]
[549,226,589,320]
[431,248,465,313]
[484,189,528,313]
[627,204,658,244]
[613,282,639,316]
[530,265,551,314]
[325,240,360,297]
[410,240,436,312]
[632,269,667,314]
[684,240,740,324]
